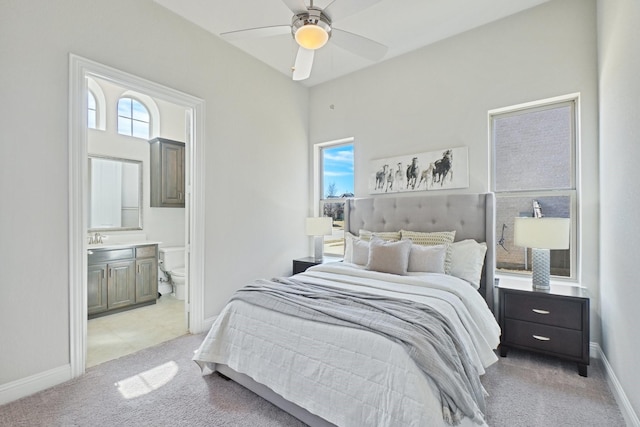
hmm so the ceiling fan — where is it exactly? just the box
[221,0,388,81]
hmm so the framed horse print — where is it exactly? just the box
[368,146,469,194]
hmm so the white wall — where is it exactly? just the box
[309,0,600,339]
[88,76,187,247]
[598,0,640,421]
[0,0,308,390]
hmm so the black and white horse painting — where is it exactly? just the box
[369,147,468,194]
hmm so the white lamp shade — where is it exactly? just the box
[305,217,333,236]
[514,217,570,249]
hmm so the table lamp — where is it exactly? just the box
[305,217,333,262]
[514,217,570,290]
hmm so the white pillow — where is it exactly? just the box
[408,244,447,273]
[447,239,487,289]
[344,232,370,265]
[366,237,411,275]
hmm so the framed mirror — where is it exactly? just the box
[88,155,142,231]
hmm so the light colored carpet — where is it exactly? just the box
[0,333,625,426]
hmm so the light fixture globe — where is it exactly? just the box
[292,9,331,50]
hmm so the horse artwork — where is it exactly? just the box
[432,149,453,186]
[406,157,419,190]
[375,164,388,190]
[394,162,404,191]
[369,147,468,194]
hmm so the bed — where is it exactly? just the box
[194,193,500,427]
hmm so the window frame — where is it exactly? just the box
[313,137,355,256]
[87,90,97,129]
[117,96,151,139]
[489,94,580,282]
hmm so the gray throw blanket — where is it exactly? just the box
[231,277,487,426]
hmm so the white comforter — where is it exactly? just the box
[193,262,501,427]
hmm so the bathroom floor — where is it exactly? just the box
[87,294,187,368]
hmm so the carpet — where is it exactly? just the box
[0,333,626,426]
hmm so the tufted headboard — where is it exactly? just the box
[344,193,496,311]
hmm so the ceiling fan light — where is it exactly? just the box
[295,25,329,50]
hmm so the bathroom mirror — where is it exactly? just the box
[88,155,142,231]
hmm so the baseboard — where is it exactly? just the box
[0,364,71,406]
[590,342,640,427]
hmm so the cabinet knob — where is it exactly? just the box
[532,308,550,315]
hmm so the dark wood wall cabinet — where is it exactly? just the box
[149,137,185,208]
[498,280,590,376]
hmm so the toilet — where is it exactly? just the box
[158,246,187,300]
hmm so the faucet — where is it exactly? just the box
[88,232,103,244]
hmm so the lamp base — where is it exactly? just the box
[531,248,550,290]
[313,236,324,262]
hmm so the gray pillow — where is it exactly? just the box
[408,244,447,273]
[366,237,412,275]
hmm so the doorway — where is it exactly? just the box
[69,54,205,377]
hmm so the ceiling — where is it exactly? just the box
[153,0,550,87]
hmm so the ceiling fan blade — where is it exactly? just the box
[292,47,314,81]
[324,0,384,20]
[331,28,388,61]
[221,25,290,41]
[281,0,308,14]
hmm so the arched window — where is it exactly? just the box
[117,97,150,139]
[87,90,97,129]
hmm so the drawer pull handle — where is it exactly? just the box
[533,335,551,341]
[532,308,550,315]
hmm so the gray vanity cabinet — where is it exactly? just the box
[88,264,108,315]
[106,260,136,310]
[135,246,158,303]
[88,244,158,318]
[149,137,185,208]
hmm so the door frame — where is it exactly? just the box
[68,54,206,377]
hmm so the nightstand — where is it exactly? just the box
[497,279,590,377]
[292,256,342,275]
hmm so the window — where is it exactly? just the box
[117,97,150,138]
[316,139,354,256]
[490,95,578,280]
[87,90,97,129]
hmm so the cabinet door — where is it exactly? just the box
[88,263,108,315]
[160,142,185,207]
[136,258,158,303]
[107,260,136,309]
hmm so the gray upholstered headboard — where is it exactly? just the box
[345,193,496,311]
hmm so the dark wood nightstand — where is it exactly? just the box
[292,256,342,275]
[497,279,590,376]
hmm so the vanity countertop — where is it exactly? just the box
[88,241,162,251]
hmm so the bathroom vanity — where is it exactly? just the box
[88,243,159,318]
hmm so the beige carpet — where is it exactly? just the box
[0,333,625,426]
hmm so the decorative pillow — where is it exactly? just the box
[400,230,456,246]
[407,244,447,273]
[366,237,412,275]
[344,232,370,265]
[358,229,401,242]
[446,239,487,289]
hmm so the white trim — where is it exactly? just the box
[590,343,640,427]
[312,137,354,215]
[69,54,207,382]
[488,93,580,282]
[0,365,71,406]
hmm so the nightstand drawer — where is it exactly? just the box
[504,319,583,358]
[504,292,583,330]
